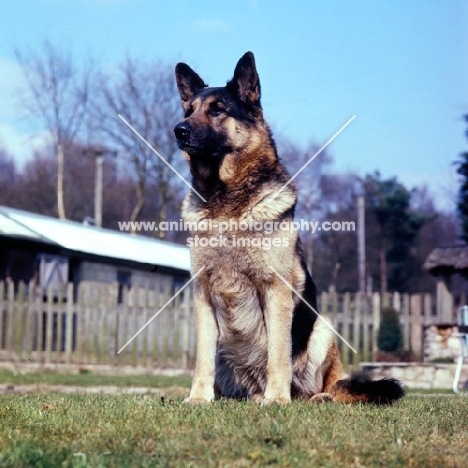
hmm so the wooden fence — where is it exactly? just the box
[0,280,195,369]
[321,290,447,366]
[0,280,460,369]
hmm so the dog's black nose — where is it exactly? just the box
[174,122,190,141]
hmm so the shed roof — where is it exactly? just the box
[423,246,468,276]
[0,206,190,273]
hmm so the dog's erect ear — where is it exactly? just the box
[228,52,261,106]
[175,63,207,111]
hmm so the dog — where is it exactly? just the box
[174,52,404,405]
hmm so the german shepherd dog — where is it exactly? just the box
[174,52,404,405]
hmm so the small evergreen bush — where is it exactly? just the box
[377,307,403,352]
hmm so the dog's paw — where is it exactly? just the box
[260,396,291,406]
[261,385,292,406]
[309,392,335,403]
[250,393,264,405]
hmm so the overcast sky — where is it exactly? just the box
[1,0,467,210]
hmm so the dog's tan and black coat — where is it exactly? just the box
[174,52,404,405]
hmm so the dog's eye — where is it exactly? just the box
[209,104,225,117]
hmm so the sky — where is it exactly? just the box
[0,0,467,211]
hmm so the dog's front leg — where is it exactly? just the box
[184,289,218,404]
[262,282,293,405]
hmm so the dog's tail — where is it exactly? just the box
[330,372,405,404]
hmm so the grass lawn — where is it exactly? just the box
[0,370,192,390]
[0,387,466,468]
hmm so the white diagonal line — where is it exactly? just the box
[118,114,207,203]
[269,266,357,353]
[270,115,356,201]
[117,266,205,354]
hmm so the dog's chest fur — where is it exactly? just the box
[201,239,268,341]
[184,207,289,339]
[190,231,273,397]
[182,186,298,381]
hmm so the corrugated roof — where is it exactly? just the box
[0,211,46,240]
[0,206,190,273]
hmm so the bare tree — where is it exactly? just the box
[93,56,185,236]
[6,144,135,228]
[15,41,93,219]
[0,146,16,207]
[15,152,57,217]
[306,172,360,293]
[278,137,332,273]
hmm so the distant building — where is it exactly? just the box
[0,205,190,299]
[423,245,468,322]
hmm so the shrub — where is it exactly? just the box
[377,307,403,352]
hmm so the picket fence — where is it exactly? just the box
[0,280,458,369]
[0,280,195,369]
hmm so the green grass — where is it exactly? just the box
[0,393,466,467]
[0,371,191,389]
[1,370,460,395]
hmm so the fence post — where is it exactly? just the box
[98,285,106,365]
[84,284,92,365]
[65,283,74,364]
[129,287,138,367]
[382,292,390,308]
[423,293,432,326]
[120,285,129,365]
[45,284,53,363]
[353,293,361,367]
[16,282,25,357]
[56,284,64,361]
[410,294,423,360]
[25,280,35,360]
[76,282,85,364]
[6,281,14,355]
[36,284,44,362]
[331,290,338,326]
[162,283,171,366]
[142,287,149,368]
[362,294,370,362]
[149,288,159,364]
[401,294,410,351]
[372,292,380,357]
[342,292,351,368]
[109,282,119,366]
[436,275,453,323]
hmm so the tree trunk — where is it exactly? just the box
[94,150,103,228]
[380,245,387,297]
[129,176,145,234]
[57,144,66,220]
[357,196,366,294]
[306,235,313,275]
[157,182,168,239]
[329,262,341,292]
[158,201,167,239]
